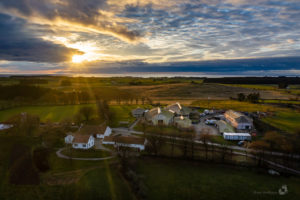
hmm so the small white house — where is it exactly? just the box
[64,134,74,144]
[223,132,251,141]
[72,135,95,149]
[0,124,13,130]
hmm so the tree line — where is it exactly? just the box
[203,77,300,84]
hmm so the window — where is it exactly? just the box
[74,144,78,147]
[83,144,86,147]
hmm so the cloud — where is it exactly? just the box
[0,14,81,62]
[0,0,143,43]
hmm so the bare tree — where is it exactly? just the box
[145,134,165,156]
[78,106,94,122]
[250,140,270,167]
[199,128,212,160]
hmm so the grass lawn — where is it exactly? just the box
[61,148,112,158]
[136,158,300,200]
[262,111,300,134]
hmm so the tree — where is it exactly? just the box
[199,128,212,160]
[250,140,270,166]
[33,147,50,172]
[97,100,115,123]
[263,131,284,151]
[9,143,40,185]
[237,93,246,101]
[247,92,260,103]
[179,134,189,158]
[78,106,94,122]
[145,134,165,156]
[8,113,40,136]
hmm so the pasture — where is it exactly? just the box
[136,158,300,200]
[262,111,300,134]
[0,104,139,127]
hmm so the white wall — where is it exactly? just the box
[97,127,112,138]
[72,136,95,149]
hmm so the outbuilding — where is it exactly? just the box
[223,132,251,141]
[131,108,145,118]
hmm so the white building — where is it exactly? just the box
[0,124,13,131]
[64,133,74,144]
[224,110,253,130]
[223,132,251,141]
[72,135,95,149]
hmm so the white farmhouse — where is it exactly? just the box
[224,110,253,130]
[72,135,95,149]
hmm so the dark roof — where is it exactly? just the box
[132,108,145,115]
[73,135,92,143]
[236,116,251,123]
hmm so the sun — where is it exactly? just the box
[72,54,85,63]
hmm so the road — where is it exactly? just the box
[56,148,116,161]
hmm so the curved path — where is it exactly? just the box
[56,148,116,161]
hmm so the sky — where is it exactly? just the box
[0,0,299,76]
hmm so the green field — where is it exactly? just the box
[262,111,300,134]
[0,104,141,127]
[191,99,278,112]
[136,158,300,200]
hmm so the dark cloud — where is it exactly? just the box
[0,14,81,62]
[0,0,143,42]
[82,56,300,75]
